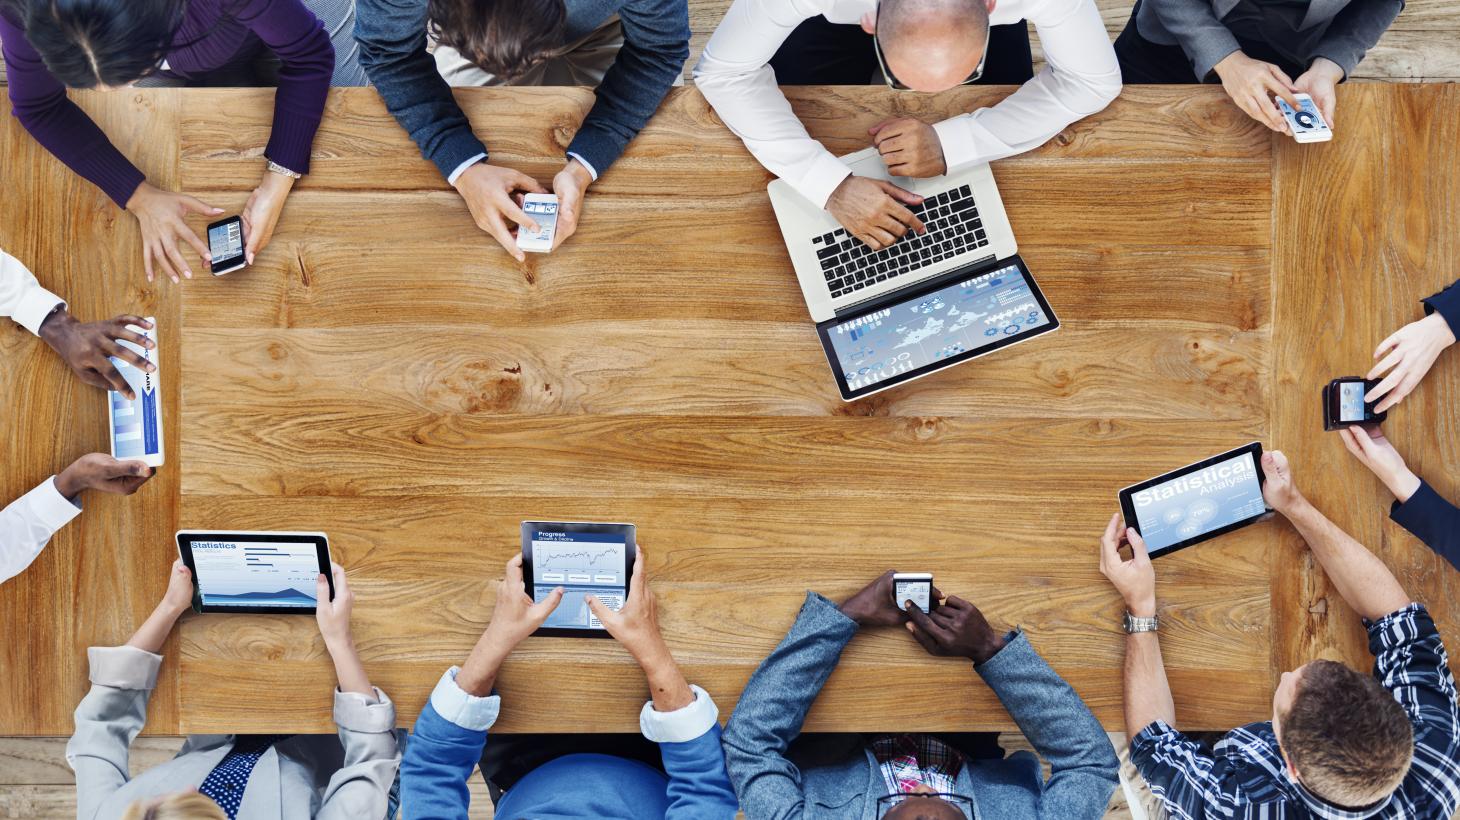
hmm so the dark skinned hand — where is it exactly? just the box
[905,595,1006,664]
[37,311,155,399]
[840,570,944,627]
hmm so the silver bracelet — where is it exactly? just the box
[267,160,302,180]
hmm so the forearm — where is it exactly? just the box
[637,644,695,712]
[326,636,374,697]
[1123,632,1175,739]
[454,629,511,696]
[126,601,187,655]
[1285,498,1410,619]
[1313,0,1403,77]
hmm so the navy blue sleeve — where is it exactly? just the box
[1422,279,1460,339]
[400,702,486,820]
[1391,481,1460,572]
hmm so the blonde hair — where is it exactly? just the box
[121,793,227,820]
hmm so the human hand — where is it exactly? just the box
[840,570,922,627]
[870,117,947,178]
[585,547,671,666]
[1260,449,1305,515]
[161,559,195,616]
[1338,424,1421,503]
[481,554,563,658]
[825,176,926,250]
[1293,57,1342,127]
[1213,51,1301,133]
[1366,313,1456,412]
[453,162,548,262]
[904,595,1006,663]
[37,312,154,399]
[241,171,296,266]
[124,182,224,282]
[549,159,592,250]
[54,453,154,498]
[1097,512,1156,618]
[314,562,352,646]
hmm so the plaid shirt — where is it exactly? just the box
[870,734,966,795]
[1132,604,1460,819]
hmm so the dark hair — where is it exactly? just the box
[1280,660,1414,807]
[427,0,567,82]
[4,0,187,88]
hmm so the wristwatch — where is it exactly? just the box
[267,160,302,180]
[1123,611,1159,634]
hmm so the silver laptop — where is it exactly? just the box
[769,148,1060,401]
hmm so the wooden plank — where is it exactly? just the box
[1269,84,1460,684]
[0,92,183,735]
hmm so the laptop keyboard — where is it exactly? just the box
[813,184,989,300]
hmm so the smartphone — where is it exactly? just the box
[1277,93,1332,143]
[516,193,559,254]
[108,318,164,467]
[207,215,247,275]
[1323,377,1387,431]
[892,572,935,613]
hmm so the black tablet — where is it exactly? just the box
[815,256,1060,401]
[1118,442,1269,558]
[521,521,636,639]
[176,530,333,614]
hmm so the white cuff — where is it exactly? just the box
[429,667,500,732]
[446,153,488,187]
[88,645,163,690]
[932,114,983,174]
[31,477,83,531]
[793,152,855,210]
[565,152,600,182]
[13,289,65,337]
[639,684,719,743]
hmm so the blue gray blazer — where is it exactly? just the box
[722,593,1118,820]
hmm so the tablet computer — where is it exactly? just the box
[176,531,333,614]
[108,318,163,467]
[815,258,1060,401]
[521,521,635,639]
[1118,442,1269,558]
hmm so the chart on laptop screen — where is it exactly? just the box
[826,263,1053,391]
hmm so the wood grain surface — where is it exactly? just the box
[0,84,1455,738]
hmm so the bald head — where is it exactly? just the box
[869,0,989,91]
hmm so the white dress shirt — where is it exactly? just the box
[693,0,1122,208]
[1,249,66,335]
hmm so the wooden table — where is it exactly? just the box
[1,85,1455,735]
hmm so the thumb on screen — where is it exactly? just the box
[532,585,564,618]
[1126,528,1150,560]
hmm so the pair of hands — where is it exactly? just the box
[1101,451,1306,615]
[826,117,946,250]
[1213,52,1343,133]
[839,571,1006,664]
[454,160,592,262]
[157,558,360,652]
[124,171,293,283]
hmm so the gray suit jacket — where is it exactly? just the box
[722,593,1118,819]
[66,645,401,820]
[1134,0,1404,81]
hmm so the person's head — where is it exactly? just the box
[1272,660,1414,808]
[878,785,970,819]
[121,792,226,820]
[5,0,186,89]
[860,0,992,92]
[427,0,567,82]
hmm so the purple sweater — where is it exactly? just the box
[1,0,333,207]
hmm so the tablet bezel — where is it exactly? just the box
[1117,442,1269,558]
[521,521,636,639]
[815,254,1060,401]
[175,530,332,614]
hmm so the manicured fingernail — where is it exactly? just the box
[184,270,193,279]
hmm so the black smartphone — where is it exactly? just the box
[1323,377,1387,431]
[207,215,246,276]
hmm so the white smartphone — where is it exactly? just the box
[108,318,164,467]
[892,572,935,613]
[1277,93,1332,143]
[516,193,560,254]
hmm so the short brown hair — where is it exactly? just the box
[1280,660,1414,807]
[428,0,567,81]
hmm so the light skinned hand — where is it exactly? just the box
[585,547,671,666]
[549,159,592,250]
[1214,51,1301,133]
[37,311,154,398]
[314,562,352,645]
[1338,424,1422,503]
[54,453,154,498]
[1098,512,1156,617]
[1259,449,1304,515]
[162,559,195,614]
[125,182,224,283]
[1293,57,1342,127]
[1366,313,1456,412]
[869,117,947,178]
[453,162,547,262]
[826,176,926,251]
[482,553,564,654]
[241,171,296,266]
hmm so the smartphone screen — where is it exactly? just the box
[208,217,245,274]
[893,577,933,613]
[1338,380,1367,422]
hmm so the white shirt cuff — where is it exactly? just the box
[794,152,855,211]
[932,114,983,174]
[30,477,83,531]
[639,684,719,743]
[13,289,65,337]
[429,666,500,732]
[565,152,600,182]
[446,153,488,187]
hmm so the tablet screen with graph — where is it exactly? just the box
[521,522,636,638]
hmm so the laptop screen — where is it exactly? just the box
[819,261,1058,399]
